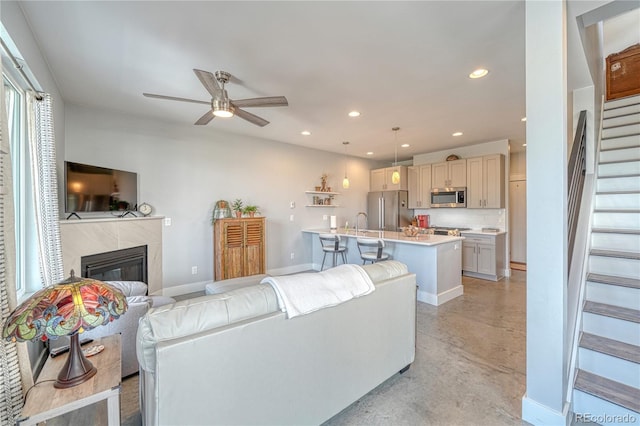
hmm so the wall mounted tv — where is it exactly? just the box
[65,161,138,214]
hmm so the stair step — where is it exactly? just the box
[588,273,640,289]
[605,96,640,110]
[584,301,640,323]
[595,192,640,210]
[601,134,640,150]
[596,175,640,192]
[591,231,640,253]
[592,210,640,231]
[592,228,640,235]
[600,146,640,163]
[580,332,640,364]
[603,115,640,129]
[599,160,640,177]
[591,249,640,260]
[574,369,640,413]
[602,124,640,139]
[604,103,640,119]
[587,280,640,311]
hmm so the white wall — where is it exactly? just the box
[64,104,377,291]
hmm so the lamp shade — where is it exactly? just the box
[3,270,127,388]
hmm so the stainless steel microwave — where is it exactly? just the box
[430,187,467,208]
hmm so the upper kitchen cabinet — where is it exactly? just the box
[466,154,505,208]
[408,164,431,208]
[431,159,466,188]
[370,166,408,191]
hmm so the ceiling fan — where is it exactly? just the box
[143,69,288,127]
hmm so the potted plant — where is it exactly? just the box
[231,199,244,218]
[243,205,260,217]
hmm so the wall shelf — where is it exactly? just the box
[305,190,340,207]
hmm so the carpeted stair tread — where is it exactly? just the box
[580,332,640,364]
[574,369,640,413]
[583,301,640,324]
[591,228,640,235]
[590,248,640,260]
[587,273,640,289]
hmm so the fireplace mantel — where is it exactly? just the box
[60,216,163,295]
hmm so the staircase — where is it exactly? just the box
[572,95,640,424]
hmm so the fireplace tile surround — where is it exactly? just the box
[60,217,163,295]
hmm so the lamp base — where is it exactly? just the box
[54,333,97,389]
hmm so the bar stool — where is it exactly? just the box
[319,234,348,270]
[357,238,390,264]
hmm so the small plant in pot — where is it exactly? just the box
[243,205,260,217]
[231,199,244,218]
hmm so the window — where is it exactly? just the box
[3,73,26,298]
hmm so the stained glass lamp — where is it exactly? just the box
[2,270,128,388]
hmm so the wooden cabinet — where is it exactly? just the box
[431,159,466,188]
[461,233,505,281]
[370,166,407,191]
[214,217,265,280]
[408,164,432,208]
[466,154,505,208]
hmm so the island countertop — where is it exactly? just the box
[302,228,464,246]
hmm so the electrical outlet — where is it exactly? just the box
[290,214,294,221]
[191,266,198,275]
[164,217,172,226]
[290,201,295,209]
[290,252,295,260]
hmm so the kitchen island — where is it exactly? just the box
[302,229,464,305]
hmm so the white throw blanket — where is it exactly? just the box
[260,264,375,318]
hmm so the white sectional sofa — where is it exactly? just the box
[136,261,417,426]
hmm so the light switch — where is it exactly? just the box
[290,214,294,222]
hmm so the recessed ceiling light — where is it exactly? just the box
[521,117,527,122]
[469,68,489,79]
[366,152,374,156]
[452,132,463,137]
[401,144,410,148]
[348,111,361,117]
[301,130,311,136]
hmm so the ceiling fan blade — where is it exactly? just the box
[143,93,210,105]
[234,108,269,127]
[193,69,222,98]
[194,110,215,125]
[231,96,288,108]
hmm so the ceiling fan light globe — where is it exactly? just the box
[212,99,234,118]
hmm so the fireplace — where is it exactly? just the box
[81,245,148,283]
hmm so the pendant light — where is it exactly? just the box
[342,141,350,189]
[391,127,400,184]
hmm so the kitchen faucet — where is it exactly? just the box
[355,212,368,234]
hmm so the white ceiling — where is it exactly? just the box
[18,1,527,163]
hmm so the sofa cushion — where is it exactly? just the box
[361,260,409,283]
[106,280,148,297]
[137,284,279,372]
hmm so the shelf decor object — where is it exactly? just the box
[2,270,128,388]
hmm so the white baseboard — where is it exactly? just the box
[522,394,570,426]
[417,285,464,306]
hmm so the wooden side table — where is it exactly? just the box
[18,334,122,426]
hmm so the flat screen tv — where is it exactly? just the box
[65,161,138,213]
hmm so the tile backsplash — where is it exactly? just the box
[413,208,506,231]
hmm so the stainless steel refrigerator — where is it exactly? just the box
[367,190,411,231]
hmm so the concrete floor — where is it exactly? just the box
[56,271,527,425]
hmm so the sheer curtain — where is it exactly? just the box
[0,61,32,425]
[27,93,64,287]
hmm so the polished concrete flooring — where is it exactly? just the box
[52,271,527,425]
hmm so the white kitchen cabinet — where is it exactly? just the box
[461,232,506,281]
[431,159,466,188]
[408,164,431,208]
[466,154,505,208]
[370,166,407,191]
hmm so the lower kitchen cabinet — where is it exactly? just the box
[461,232,505,281]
